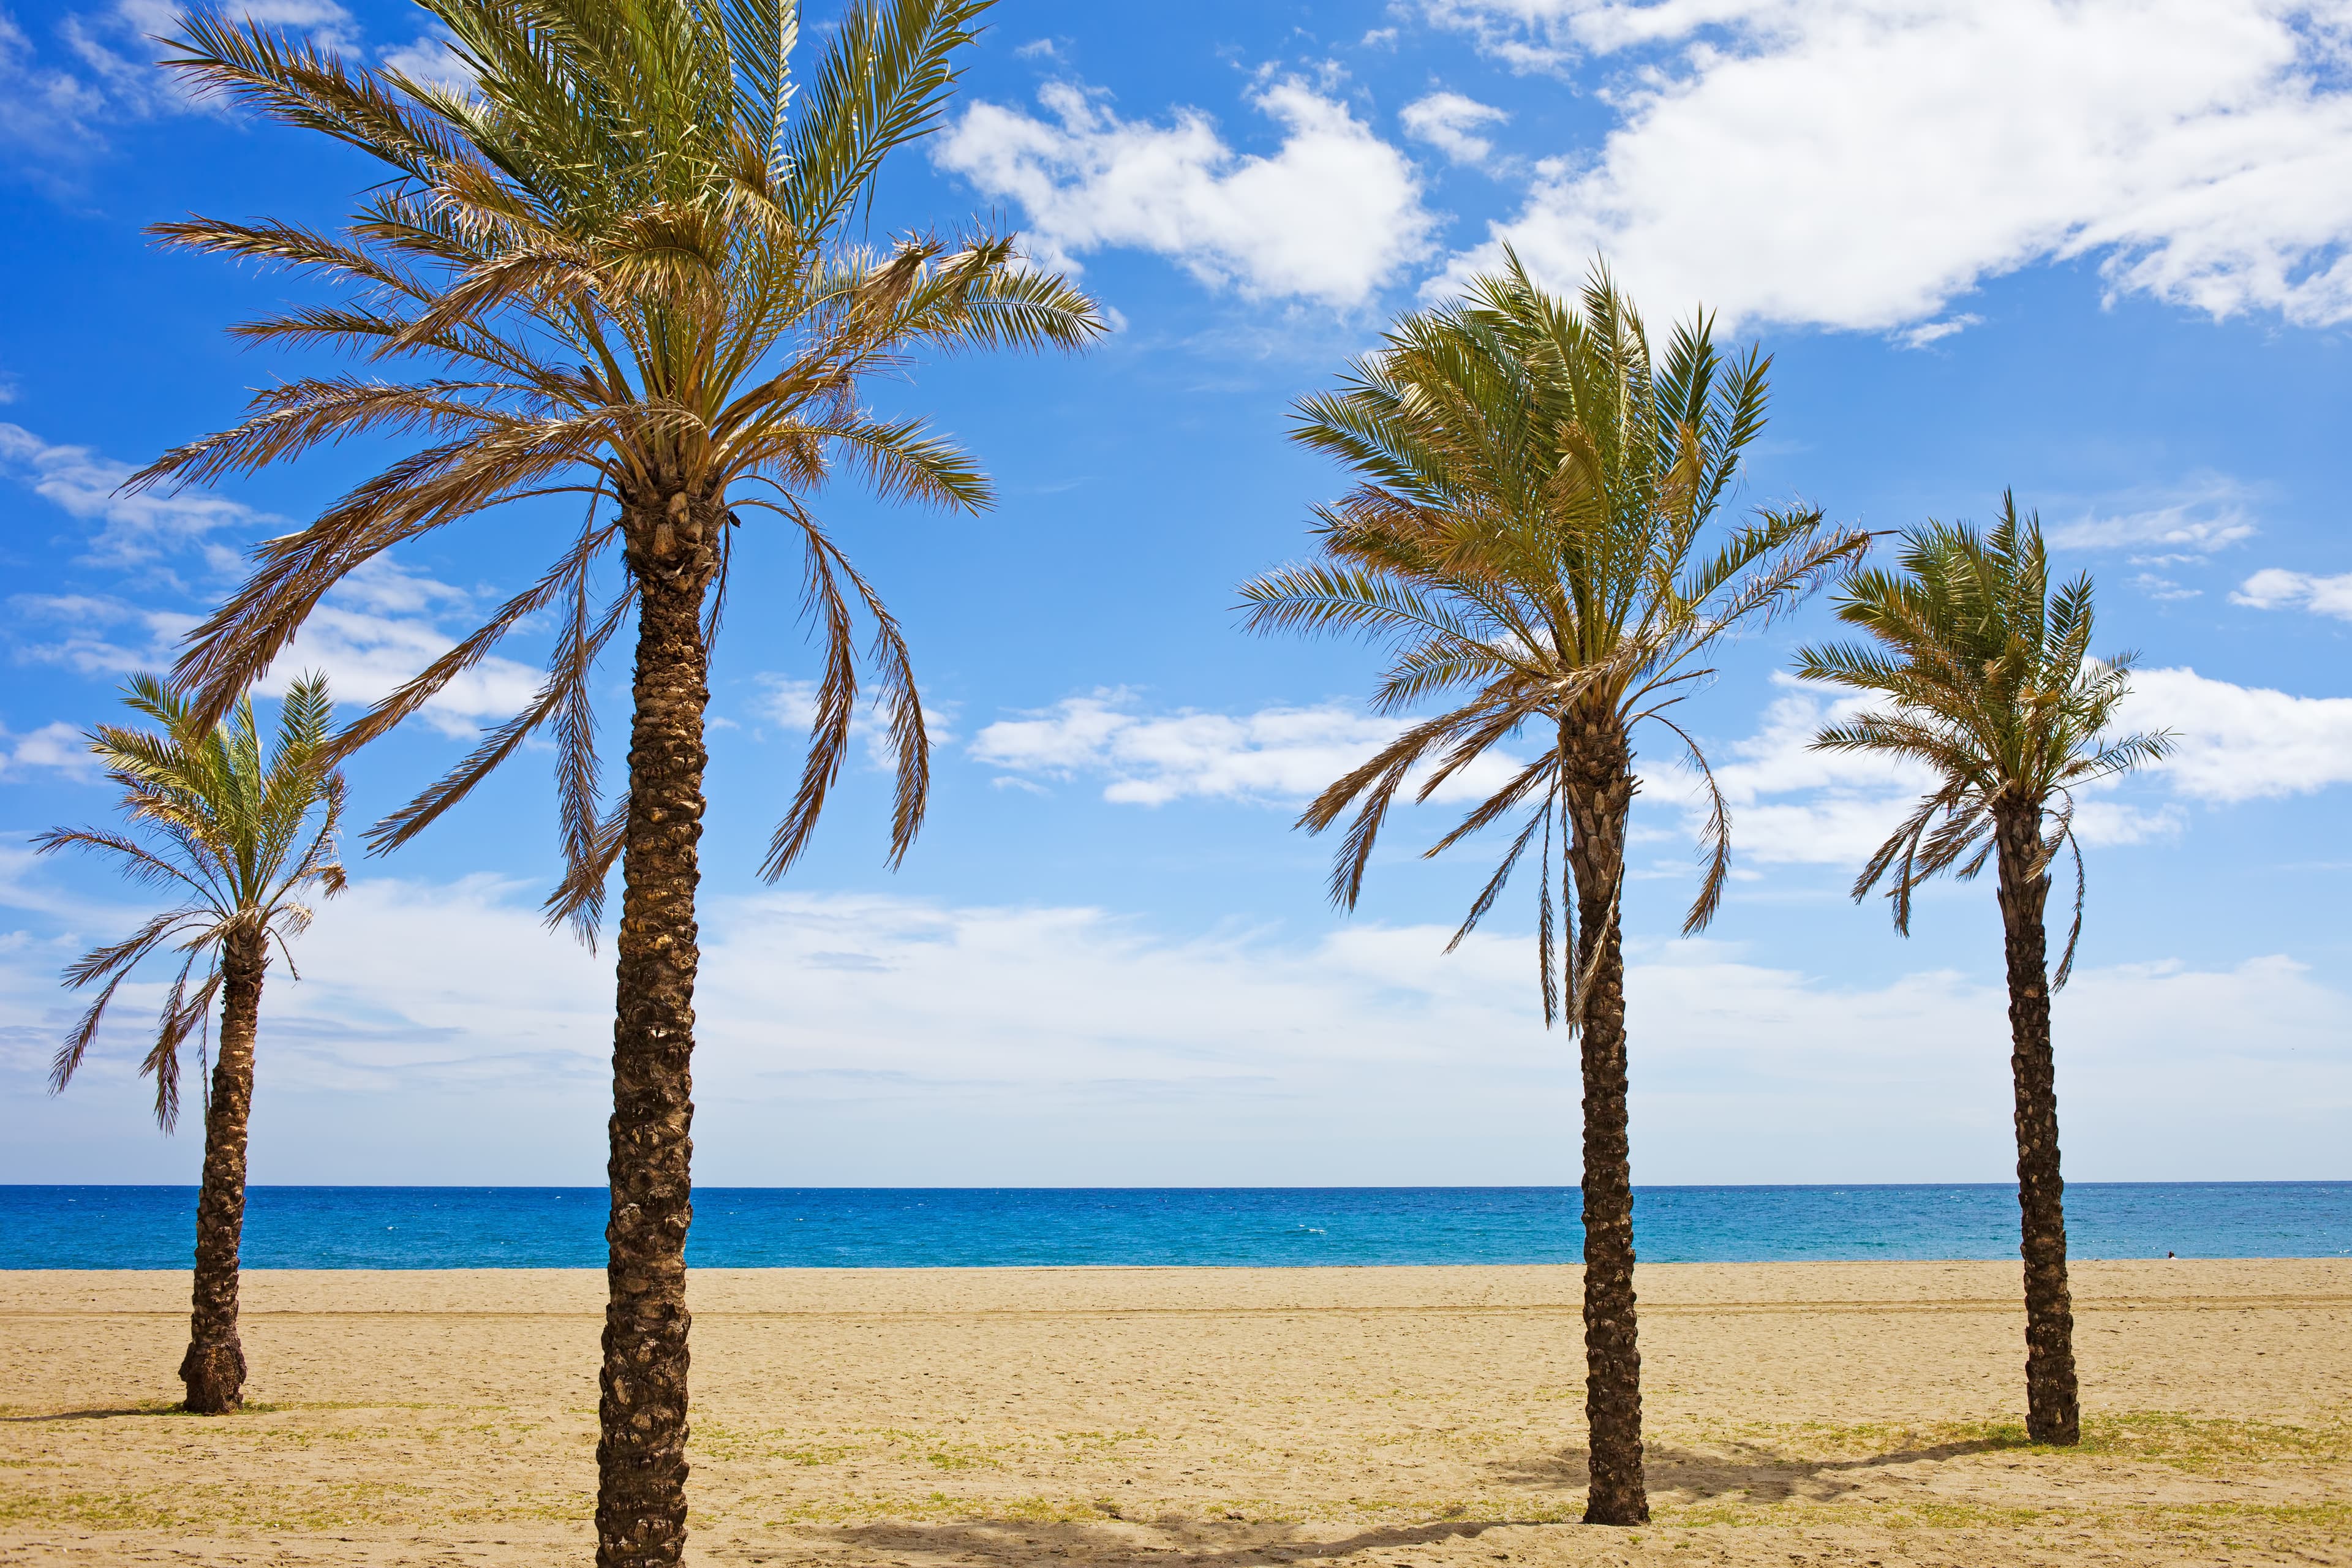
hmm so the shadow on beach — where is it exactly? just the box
[809,1517,1506,1566]
[1490,1433,2019,1506]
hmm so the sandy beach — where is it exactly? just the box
[2,1260,2346,1566]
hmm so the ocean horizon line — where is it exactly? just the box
[13,1178,2350,1191]
[7,1182,2345,1269]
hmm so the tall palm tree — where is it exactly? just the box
[1240,258,1864,1524]
[130,2,1099,1559]
[1794,496,2169,1446]
[39,674,345,1414]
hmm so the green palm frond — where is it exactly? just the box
[141,0,1102,932]
[1800,494,2174,984]
[1245,259,1864,1018]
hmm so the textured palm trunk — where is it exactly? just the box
[181,925,265,1413]
[596,501,714,1568]
[1560,712,1647,1525]
[1992,799,2080,1446]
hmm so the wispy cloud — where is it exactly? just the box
[2046,474,2259,558]
[0,421,265,570]
[970,689,1520,807]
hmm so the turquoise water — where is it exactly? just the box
[2,1183,2345,1268]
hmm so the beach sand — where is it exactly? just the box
[2,1261,2347,1566]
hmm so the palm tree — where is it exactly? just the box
[1793,496,2169,1446]
[129,1,1098,1559]
[39,674,345,1414]
[1240,258,1864,1524]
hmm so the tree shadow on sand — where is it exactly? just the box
[803,1517,1509,1567]
[1,1403,275,1421]
[1489,1431,2026,1507]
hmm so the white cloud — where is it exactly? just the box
[0,420,265,568]
[1651,662,2352,871]
[1896,314,1980,350]
[2046,474,2260,557]
[1432,1,2352,332]
[255,557,541,737]
[377,26,473,95]
[2125,665,2352,803]
[1399,89,1510,167]
[8,872,2346,1183]
[933,77,1437,307]
[2233,567,2352,620]
[0,719,92,780]
[1651,678,1932,869]
[0,11,110,164]
[2132,570,2203,603]
[8,594,197,676]
[1,0,355,167]
[753,674,957,767]
[970,690,1522,807]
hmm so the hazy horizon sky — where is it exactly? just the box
[3,0,2349,1188]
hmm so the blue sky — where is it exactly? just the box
[2,0,2350,1188]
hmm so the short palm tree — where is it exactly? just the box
[132,1,1098,1559]
[39,674,344,1414]
[1794,496,2169,1445]
[1240,258,1864,1524]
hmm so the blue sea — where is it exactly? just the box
[1,1183,2345,1269]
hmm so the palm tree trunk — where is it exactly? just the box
[181,925,265,1414]
[1992,799,2079,1446]
[597,525,712,1568]
[1561,713,1647,1525]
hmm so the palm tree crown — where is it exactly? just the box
[37,674,345,1129]
[134,0,1101,923]
[1795,494,2173,981]
[1242,258,1865,1015]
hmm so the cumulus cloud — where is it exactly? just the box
[1430,0,2352,332]
[2124,666,2352,803]
[970,690,1521,807]
[1649,660,2352,870]
[376,26,474,94]
[933,77,1437,307]
[0,718,93,780]
[2233,567,2352,620]
[1399,90,1510,167]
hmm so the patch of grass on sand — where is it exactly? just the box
[0,1479,435,1532]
